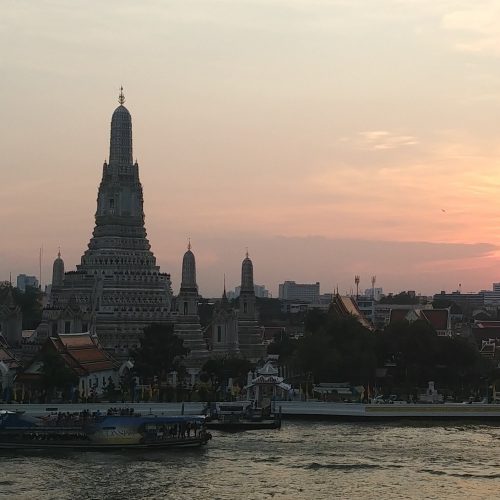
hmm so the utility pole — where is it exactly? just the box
[39,246,43,290]
[355,275,360,301]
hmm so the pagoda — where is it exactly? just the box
[38,89,173,353]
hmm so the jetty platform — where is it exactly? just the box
[4,402,500,421]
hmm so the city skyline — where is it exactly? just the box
[3,1,500,296]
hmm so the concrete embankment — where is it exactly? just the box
[4,401,500,420]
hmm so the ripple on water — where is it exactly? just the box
[2,422,500,499]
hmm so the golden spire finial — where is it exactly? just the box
[245,247,249,258]
[58,246,61,258]
[118,86,125,105]
[187,238,192,251]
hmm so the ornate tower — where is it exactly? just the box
[237,252,266,362]
[51,250,64,288]
[212,277,239,354]
[39,90,172,353]
[174,242,208,368]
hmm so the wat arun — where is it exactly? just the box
[38,90,173,353]
[37,90,266,365]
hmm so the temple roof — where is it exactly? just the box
[0,338,21,370]
[331,295,373,331]
[389,308,449,331]
[49,332,117,375]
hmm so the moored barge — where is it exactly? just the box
[0,410,211,450]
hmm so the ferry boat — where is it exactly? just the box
[204,402,281,431]
[0,410,212,450]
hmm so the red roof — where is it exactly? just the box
[421,310,448,330]
[389,308,448,331]
[50,333,116,375]
[389,309,411,323]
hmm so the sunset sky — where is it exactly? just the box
[3,0,500,297]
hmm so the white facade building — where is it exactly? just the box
[278,281,320,304]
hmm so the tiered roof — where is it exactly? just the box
[330,295,373,330]
[0,335,21,371]
[49,333,117,375]
[389,308,450,333]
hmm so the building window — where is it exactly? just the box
[217,326,222,343]
[183,301,188,315]
[82,322,88,332]
[65,321,71,333]
[51,323,57,336]
[244,302,248,314]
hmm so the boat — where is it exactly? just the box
[204,402,281,431]
[0,409,212,450]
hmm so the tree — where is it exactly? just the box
[297,310,377,385]
[376,319,487,398]
[40,350,78,401]
[12,286,43,329]
[379,292,420,305]
[131,323,189,399]
[202,356,253,400]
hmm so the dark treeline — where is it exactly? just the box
[269,308,493,400]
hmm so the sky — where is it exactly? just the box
[2,0,500,297]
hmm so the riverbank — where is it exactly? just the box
[4,401,500,420]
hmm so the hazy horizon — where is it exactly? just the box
[3,0,500,297]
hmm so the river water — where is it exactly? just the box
[1,421,500,499]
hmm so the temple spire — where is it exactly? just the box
[118,86,125,105]
[109,89,133,166]
[181,242,197,290]
[241,252,254,293]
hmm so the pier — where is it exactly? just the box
[5,402,500,420]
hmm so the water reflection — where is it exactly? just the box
[1,421,500,499]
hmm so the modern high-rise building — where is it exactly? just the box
[228,284,270,299]
[16,275,39,292]
[278,281,320,303]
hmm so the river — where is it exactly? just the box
[1,421,499,499]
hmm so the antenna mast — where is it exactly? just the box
[39,246,43,290]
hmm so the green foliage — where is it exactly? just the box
[376,319,487,395]
[256,298,286,324]
[202,356,253,389]
[103,377,117,402]
[379,292,420,305]
[267,332,298,360]
[12,286,43,329]
[298,313,377,384]
[40,350,78,393]
[131,323,189,382]
[279,307,487,397]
